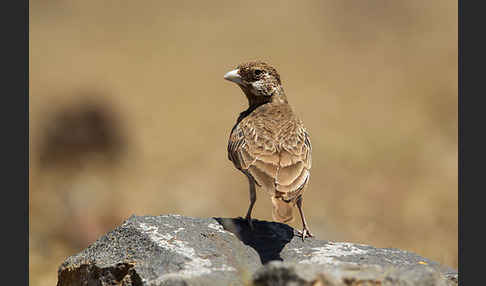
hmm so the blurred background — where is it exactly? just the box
[29,1,457,285]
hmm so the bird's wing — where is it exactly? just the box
[228,109,311,200]
[228,115,280,194]
[274,121,312,201]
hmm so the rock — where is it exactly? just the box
[57,215,458,286]
[253,261,457,286]
[57,215,260,286]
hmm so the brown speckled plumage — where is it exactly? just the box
[224,61,313,239]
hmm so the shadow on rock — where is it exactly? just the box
[214,217,294,264]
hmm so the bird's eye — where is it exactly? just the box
[254,69,263,76]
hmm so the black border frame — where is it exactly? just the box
[3,0,29,284]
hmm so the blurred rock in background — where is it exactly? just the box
[38,91,126,170]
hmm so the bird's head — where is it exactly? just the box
[224,61,287,105]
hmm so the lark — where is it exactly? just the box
[224,61,313,239]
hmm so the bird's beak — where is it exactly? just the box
[224,69,244,85]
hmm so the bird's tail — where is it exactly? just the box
[271,195,294,223]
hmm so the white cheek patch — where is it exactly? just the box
[251,78,276,96]
[251,80,265,92]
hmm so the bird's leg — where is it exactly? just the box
[296,195,313,240]
[244,175,257,230]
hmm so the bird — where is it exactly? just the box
[223,61,313,239]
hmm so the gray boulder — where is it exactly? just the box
[57,215,458,286]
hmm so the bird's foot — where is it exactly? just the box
[296,228,313,241]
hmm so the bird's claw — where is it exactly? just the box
[296,228,313,240]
